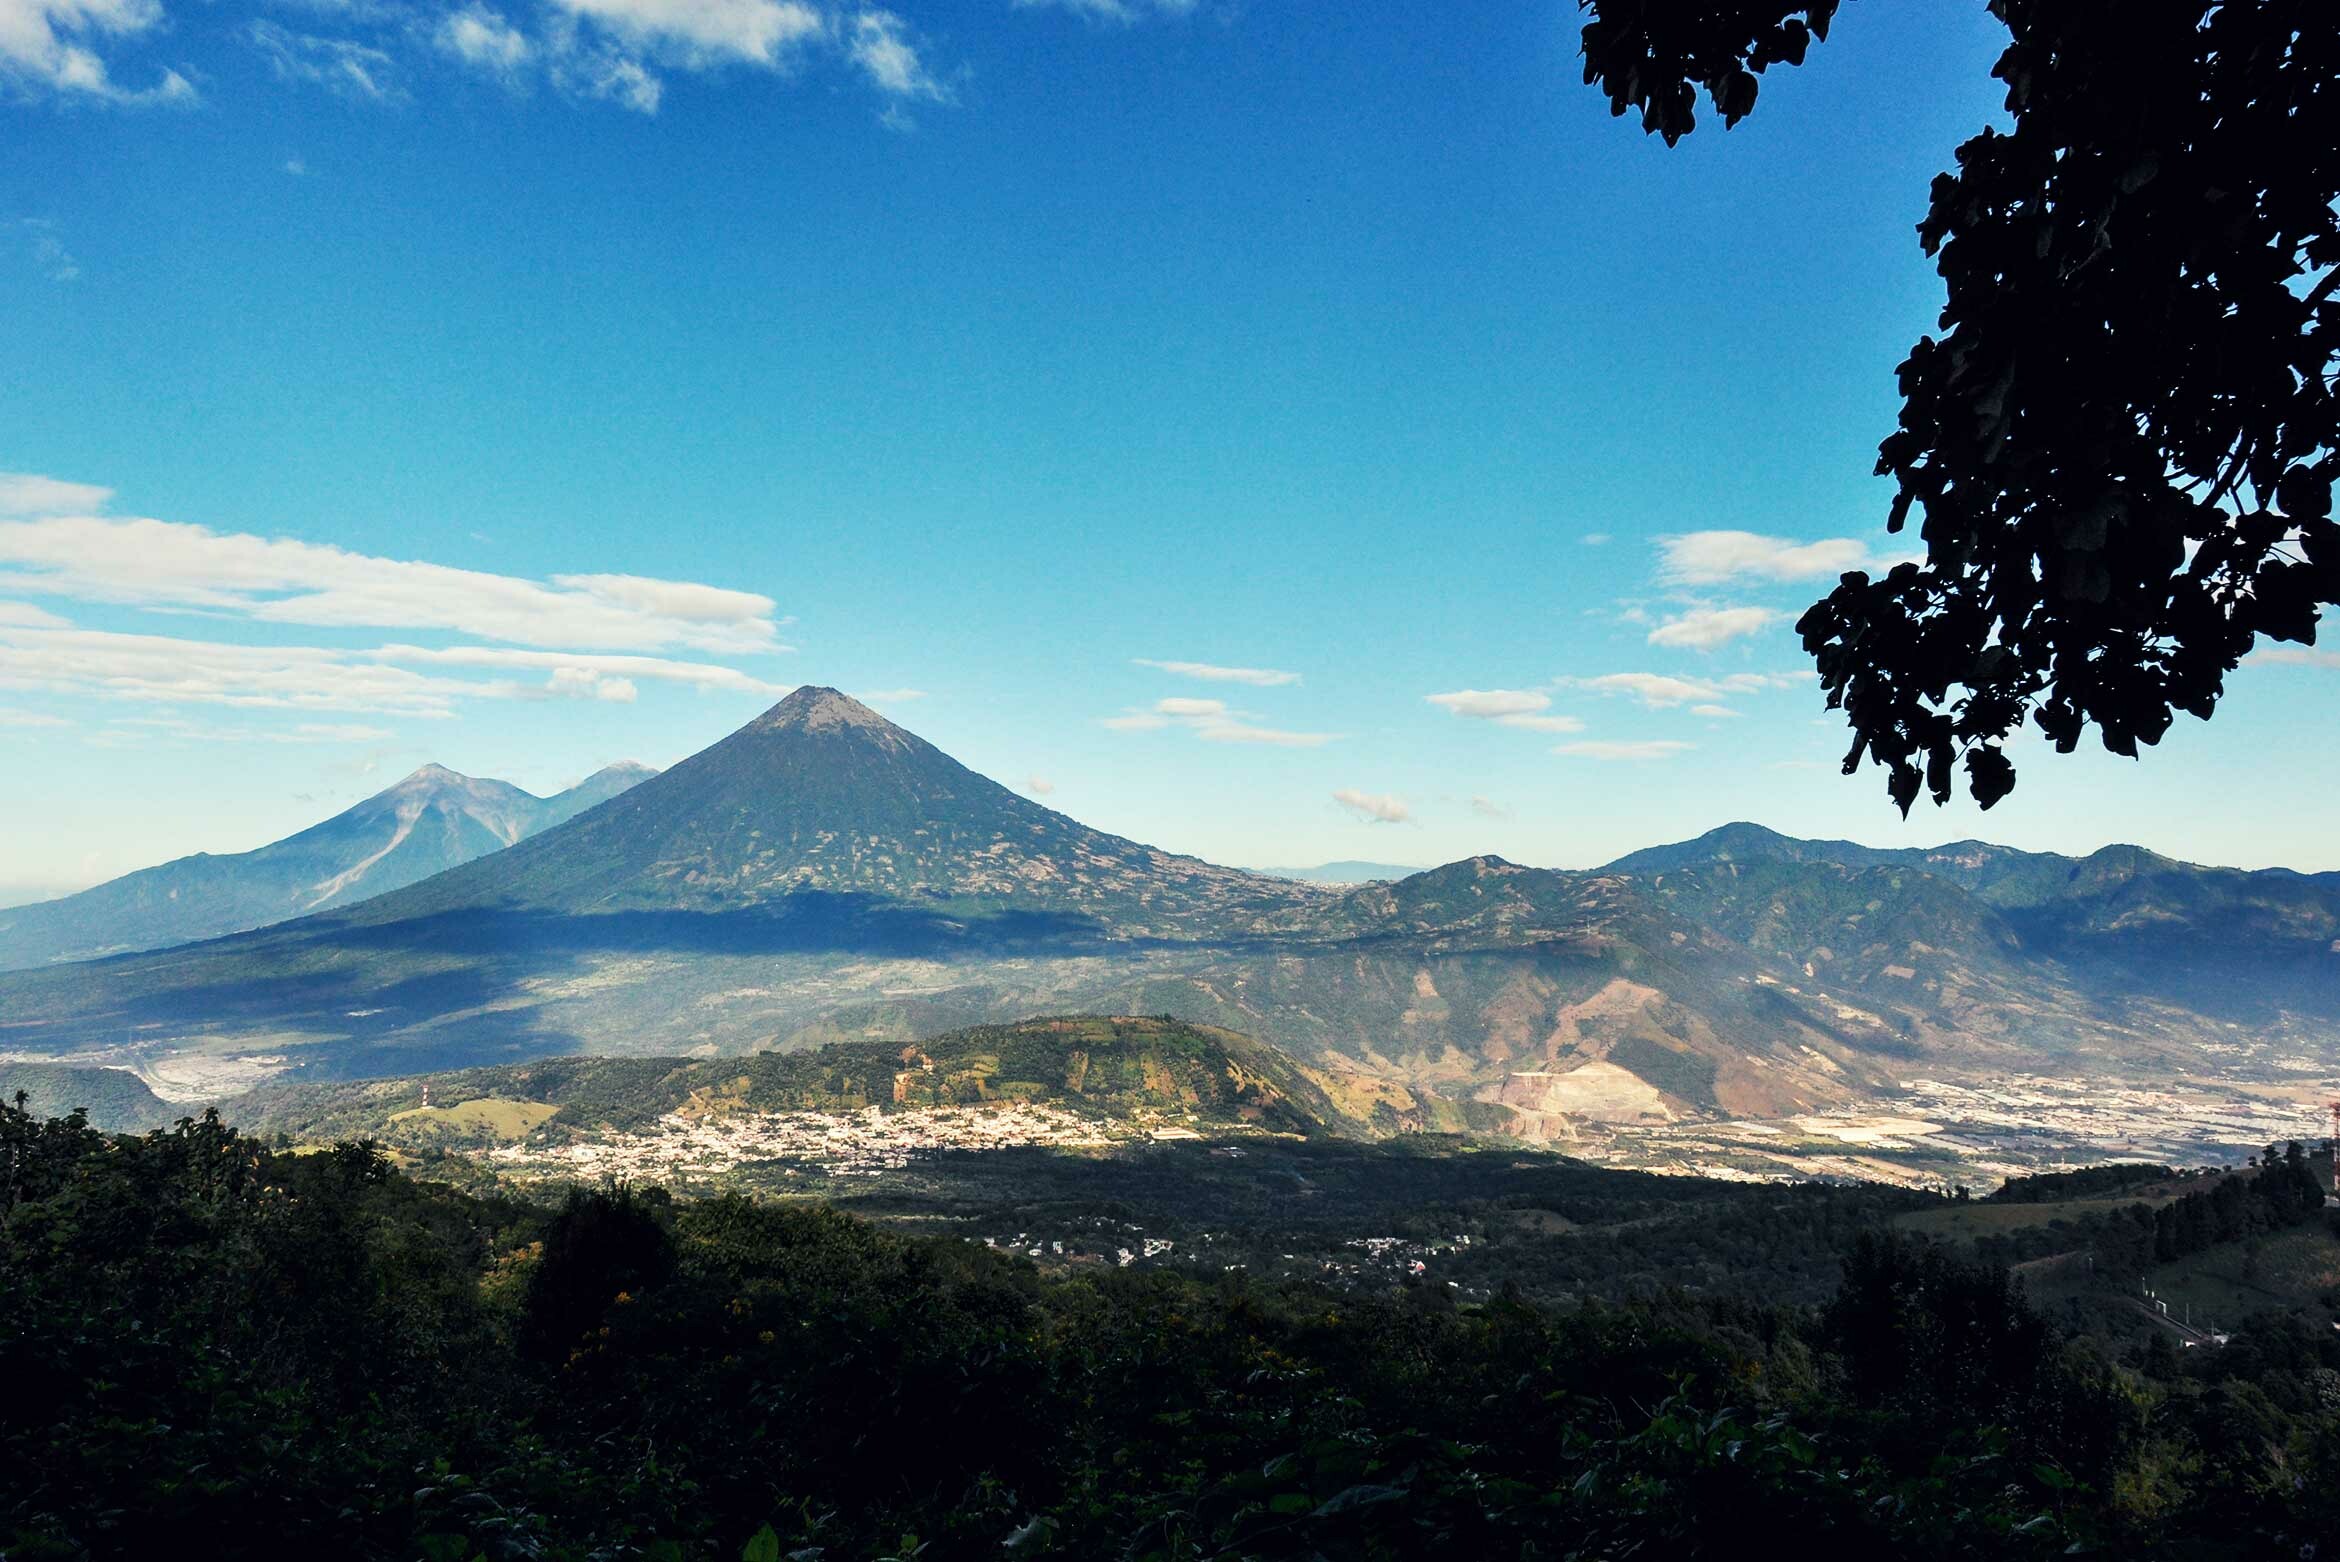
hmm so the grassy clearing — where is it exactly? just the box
[387,1097,559,1141]
[1895,1174,2237,1243]
[2142,1226,2340,1322]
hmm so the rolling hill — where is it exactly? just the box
[0,760,655,972]
[2,690,2332,1135]
[221,1014,1372,1149]
[0,1062,179,1132]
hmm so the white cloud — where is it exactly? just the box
[1564,673,1719,709]
[559,46,662,110]
[1426,688,1547,720]
[1026,775,1055,796]
[0,624,484,716]
[1101,711,1169,731]
[0,620,783,717]
[438,5,532,74]
[1103,695,1335,747]
[1646,605,1782,650]
[1581,532,1613,546]
[0,600,70,627]
[0,484,789,654]
[98,715,395,744]
[0,707,68,728]
[1562,669,1813,709]
[371,644,789,695]
[847,8,943,104]
[1135,658,1301,687]
[0,0,192,102]
[546,665,638,702]
[1013,0,1198,21]
[2259,648,2340,669]
[1469,795,1509,820]
[0,473,108,515]
[855,686,926,703]
[251,20,403,100]
[1332,788,1409,824]
[1425,688,1587,734]
[1553,740,1693,761]
[1657,530,1869,586]
[1195,722,1332,748]
[1690,703,1741,718]
[547,0,821,66]
[13,217,81,282]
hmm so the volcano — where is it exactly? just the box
[353,687,1317,938]
[0,759,655,971]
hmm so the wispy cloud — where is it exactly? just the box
[1553,739,1693,761]
[1563,673,1717,709]
[1013,0,1200,22]
[1469,795,1509,820]
[2259,648,2340,670]
[1690,703,1741,719]
[95,715,396,745]
[1562,671,1807,709]
[1135,657,1301,687]
[0,623,485,716]
[1645,605,1781,650]
[372,644,790,696]
[547,0,823,66]
[13,218,81,282]
[846,8,946,110]
[0,621,787,716]
[1332,788,1409,824]
[200,0,960,119]
[0,475,790,655]
[1657,530,1869,586]
[1026,775,1055,796]
[0,707,69,728]
[251,20,403,101]
[1197,723,1332,748]
[1424,688,1587,734]
[0,473,109,515]
[0,0,194,103]
[1102,695,1335,747]
[436,5,534,77]
[1426,688,1545,719]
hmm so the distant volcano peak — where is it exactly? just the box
[750,686,906,743]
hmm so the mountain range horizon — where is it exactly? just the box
[6,686,2335,1137]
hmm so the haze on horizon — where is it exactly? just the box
[7,0,2336,891]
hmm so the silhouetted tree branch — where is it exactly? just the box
[1578,0,2340,812]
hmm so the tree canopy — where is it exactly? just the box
[1578,0,2339,811]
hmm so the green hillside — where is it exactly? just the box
[0,1063,177,1132]
[224,1015,1369,1148]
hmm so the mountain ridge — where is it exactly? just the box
[1,701,2332,1134]
[0,759,657,971]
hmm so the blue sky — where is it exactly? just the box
[3,0,2333,895]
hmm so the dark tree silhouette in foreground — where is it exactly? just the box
[1579,1,2339,811]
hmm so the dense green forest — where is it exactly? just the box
[9,1099,2340,1558]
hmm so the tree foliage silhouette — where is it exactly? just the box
[1578,0,2339,811]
